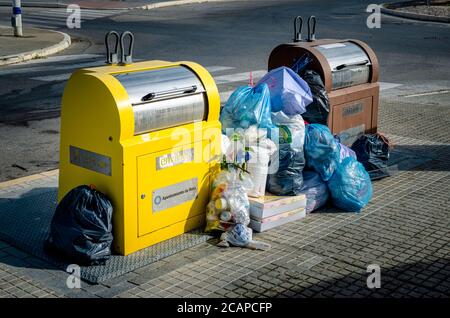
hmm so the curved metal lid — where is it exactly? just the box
[314,41,370,71]
[113,65,205,105]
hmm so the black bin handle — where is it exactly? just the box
[293,16,303,42]
[307,15,317,42]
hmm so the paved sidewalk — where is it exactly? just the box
[0,0,162,9]
[0,89,449,298]
[0,26,70,66]
[381,1,450,23]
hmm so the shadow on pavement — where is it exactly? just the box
[276,257,450,298]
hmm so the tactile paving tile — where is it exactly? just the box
[0,188,212,284]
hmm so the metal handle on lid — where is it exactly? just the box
[293,16,303,42]
[120,31,134,65]
[335,60,369,71]
[307,15,317,42]
[105,31,120,64]
[138,85,198,104]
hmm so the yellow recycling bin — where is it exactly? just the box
[58,32,221,255]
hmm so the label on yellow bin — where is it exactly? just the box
[156,148,194,170]
[152,178,198,213]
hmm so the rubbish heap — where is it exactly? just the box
[206,62,392,243]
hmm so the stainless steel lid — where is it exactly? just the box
[113,66,207,135]
[315,42,371,90]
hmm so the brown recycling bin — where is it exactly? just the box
[268,16,380,146]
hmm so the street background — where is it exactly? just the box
[0,0,449,181]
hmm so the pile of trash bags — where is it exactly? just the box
[210,60,394,246]
[303,123,372,212]
[217,63,379,212]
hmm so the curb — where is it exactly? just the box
[0,0,236,10]
[0,169,58,190]
[139,0,239,10]
[380,1,450,23]
[0,30,71,66]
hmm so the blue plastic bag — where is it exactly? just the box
[334,136,357,162]
[291,53,313,74]
[338,142,357,162]
[304,124,340,181]
[327,157,373,212]
[220,84,273,132]
[257,67,313,116]
[299,171,330,213]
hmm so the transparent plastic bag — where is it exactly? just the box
[205,169,251,233]
[217,223,271,251]
[257,67,313,116]
[327,157,373,212]
[220,84,273,132]
[304,124,340,181]
[299,171,330,213]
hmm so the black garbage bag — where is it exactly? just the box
[266,111,305,196]
[45,185,113,265]
[267,143,305,196]
[351,133,392,180]
[298,70,330,125]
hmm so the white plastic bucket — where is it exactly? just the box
[247,149,271,198]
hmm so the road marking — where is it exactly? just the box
[214,70,267,84]
[205,66,235,73]
[31,73,72,82]
[46,9,124,18]
[379,82,402,91]
[0,61,104,76]
[219,90,234,102]
[402,89,450,98]
[24,14,68,21]
[29,65,236,82]
[15,9,125,28]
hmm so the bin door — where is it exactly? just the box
[331,96,373,146]
[137,141,211,236]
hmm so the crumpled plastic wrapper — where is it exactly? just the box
[217,224,271,251]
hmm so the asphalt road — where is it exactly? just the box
[0,0,449,181]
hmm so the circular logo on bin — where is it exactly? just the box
[154,195,162,205]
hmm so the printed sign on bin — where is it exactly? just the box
[152,178,198,213]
